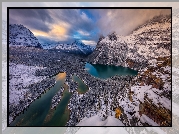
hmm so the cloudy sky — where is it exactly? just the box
[9,8,171,46]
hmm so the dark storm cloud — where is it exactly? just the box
[9,9,53,23]
[24,18,51,32]
[9,8,171,46]
[96,9,171,36]
[9,9,53,32]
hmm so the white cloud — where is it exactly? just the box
[81,11,91,22]
[81,40,96,46]
[78,30,90,36]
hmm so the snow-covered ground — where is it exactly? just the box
[9,62,46,106]
[140,114,159,126]
[131,85,171,110]
[77,114,124,126]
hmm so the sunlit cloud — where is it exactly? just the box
[78,30,90,36]
[50,25,67,37]
[32,29,49,37]
[81,40,96,46]
[8,8,171,46]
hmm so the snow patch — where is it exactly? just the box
[76,115,124,126]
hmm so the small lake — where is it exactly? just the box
[85,62,138,79]
[10,72,72,126]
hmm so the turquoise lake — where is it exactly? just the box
[85,62,138,79]
[9,63,138,127]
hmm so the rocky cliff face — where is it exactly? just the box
[131,15,171,59]
[88,33,127,65]
[88,15,171,71]
[82,15,171,127]
[9,24,42,48]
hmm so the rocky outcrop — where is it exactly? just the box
[88,15,171,71]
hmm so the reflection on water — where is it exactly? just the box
[10,72,71,126]
[56,72,66,81]
[85,62,138,79]
[44,84,72,126]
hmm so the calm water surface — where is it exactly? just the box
[10,73,71,126]
[85,62,138,79]
[10,63,137,126]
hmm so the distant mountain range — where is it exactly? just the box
[88,15,171,70]
[54,40,95,55]
[9,14,170,59]
[41,40,95,55]
[9,24,95,55]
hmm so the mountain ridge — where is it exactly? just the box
[88,15,171,71]
[9,23,95,55]
[9,24,42,49]
[53,40,95,55]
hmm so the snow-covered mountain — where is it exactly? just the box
[9,24,94,55]
[88,32,148,70]
[9,24,42,48]
[55,40,95,55]
[75,15,171,127]
[88,15,171,71]
[41,42,57,50]
[130,15,171,58]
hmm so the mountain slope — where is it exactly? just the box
[88,15,171,71]
[83,15,171,126]
[131,15,171,59]
[9,24,42,48]
[88,32,148,70]
[41,42,57,49]
[55,40,94,55]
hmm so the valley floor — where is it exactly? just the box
[8,46,171,126]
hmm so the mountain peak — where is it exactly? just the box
[73,39,85,46]
[9,24,42,48]
[88,15,171,70]
[108,31,118,41]
[55,40,94,55]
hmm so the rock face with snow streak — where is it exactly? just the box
[55,40,94,55]
[131,15,171,59]
[88,32,129,65]
[9,24,42,48]
[88,32,148,70]
[88,15,171,71]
